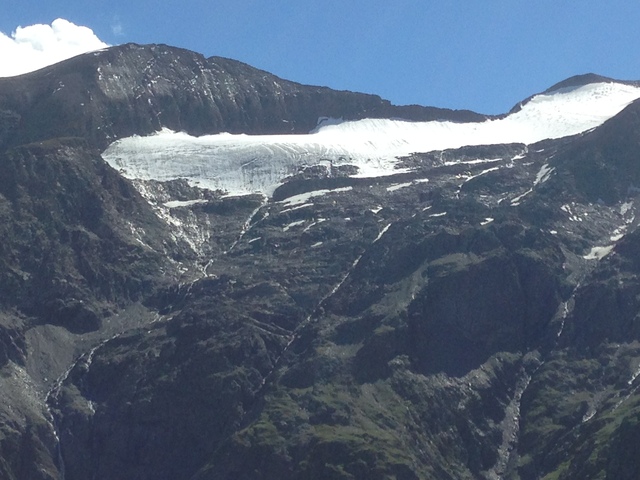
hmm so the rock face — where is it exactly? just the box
[0,139,187,331]
[1,44,640,480]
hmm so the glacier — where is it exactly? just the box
[102,81,640,197]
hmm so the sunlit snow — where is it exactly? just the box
[164,199,208,208]
[282,220,306,232]
[102,82,640,196]
[534,164,555,186]
[386,182,413,192]
[583,245,615,260]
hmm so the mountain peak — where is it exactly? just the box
[508,73,640,115]
[543,73,636,93]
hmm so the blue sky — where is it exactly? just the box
[2,1,640,114]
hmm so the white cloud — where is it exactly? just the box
[0,18,109,77]
[112,23,124,37]
[111,16,125,37]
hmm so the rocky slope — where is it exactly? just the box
[1,44,640,480]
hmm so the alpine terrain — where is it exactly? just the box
[2,43,640,479]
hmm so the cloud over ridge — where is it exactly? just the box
[0,18,108,77]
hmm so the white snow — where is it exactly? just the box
[481,218,494,226]
[534,164,555,186]
[386,182,413,192]
[629,363,640,385]
[278,187,353,207]
[508,163,554,206]
[373,223,392,243]
[511,188,533,205]
[102,82,640,196]
[443,157,503,167]
[386,178,429,192]
[226,199,267,253]
[561,203,583,222]
[279,202,314,214]
[620,202,634,215]
[611,228,626,242]
[164,199,208,208]
[283,220,306,232]
[464,166,501,183]
[583,245,615,260]
[303,218,327,233]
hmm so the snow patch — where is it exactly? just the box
[279,202,314,214]
[279,187,353,207]
[164,199,208,208]
[511,188,533,205]
[610,225,627,242]
[386,182,413,192]
[283,220,305,232]
[444,157,503,167]
[373,223,392,243]
[620,202,633,215]
[561,204,582,222]
[583,245,614,260]
[464,166,500,183]
[534,164,554,186]
[303,218,327,233]
[628,363,640,385]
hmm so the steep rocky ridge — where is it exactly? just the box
[0,43,486,152]
[1,44,640,479]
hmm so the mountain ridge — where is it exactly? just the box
[1,42,640,480]
[0,43,487,152]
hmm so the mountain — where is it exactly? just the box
[1,43,640,480]
[0,43,484,151]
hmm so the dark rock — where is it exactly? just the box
[0,139,183,332]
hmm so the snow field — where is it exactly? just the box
[102,82,640,197]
